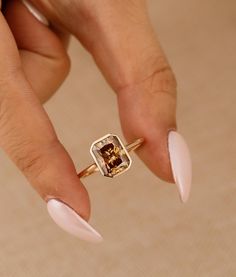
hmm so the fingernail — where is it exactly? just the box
[168,131,192,203]
[47,199,103,243]
[21,0,49,26]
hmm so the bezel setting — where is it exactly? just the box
[90,134,132,178]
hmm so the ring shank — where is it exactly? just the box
[78,138,144,179]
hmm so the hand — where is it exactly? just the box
[0,0,192,242]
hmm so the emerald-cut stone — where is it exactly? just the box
[90,134,131,177]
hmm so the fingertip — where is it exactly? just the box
[117,72,192,203]
[135,128,175,183]
[47,199,102,243]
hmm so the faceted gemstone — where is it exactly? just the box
[90,134,131,177]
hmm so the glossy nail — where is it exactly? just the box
[47,199,103,243]
[168,131,192,203]
[21,0,49,26]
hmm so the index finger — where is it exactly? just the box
[0,10,102,242]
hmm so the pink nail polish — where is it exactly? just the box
[47,199,103,243]
[168,131,192,202]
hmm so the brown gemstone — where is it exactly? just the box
[90,134,131,177]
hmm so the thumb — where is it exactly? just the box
[0,12,102,242]
[67,1,192,202]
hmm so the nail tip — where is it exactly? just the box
[178,177,192,203]
[47,199,103,243]
[92,236,104,243]
[180,191,189,203]
[168,131,192,203]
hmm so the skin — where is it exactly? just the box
[0,0,177,220]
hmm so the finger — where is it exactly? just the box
[4,0,70,103]
[22,0,192,202]
[66,1,192,202]
[0,12,102,241]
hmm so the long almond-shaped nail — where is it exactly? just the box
[21,0,49,26]
[168,131,192,203]
[47,199,103,243]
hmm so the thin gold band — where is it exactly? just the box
[78,138,144,179]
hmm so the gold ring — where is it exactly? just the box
[78,134,144,179]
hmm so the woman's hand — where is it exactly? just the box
[0,0,192,242]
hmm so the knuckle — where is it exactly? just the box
[148,63,177,97]
[10,140,48,179]
[144,55,177,96]
[17,151,45,179]
[118,55,177,97]
[4,136,59,180]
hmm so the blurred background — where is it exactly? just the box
[0,0,235,276]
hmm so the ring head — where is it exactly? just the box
[90,134,132,178]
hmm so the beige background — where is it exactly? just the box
[0,0,236,276]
